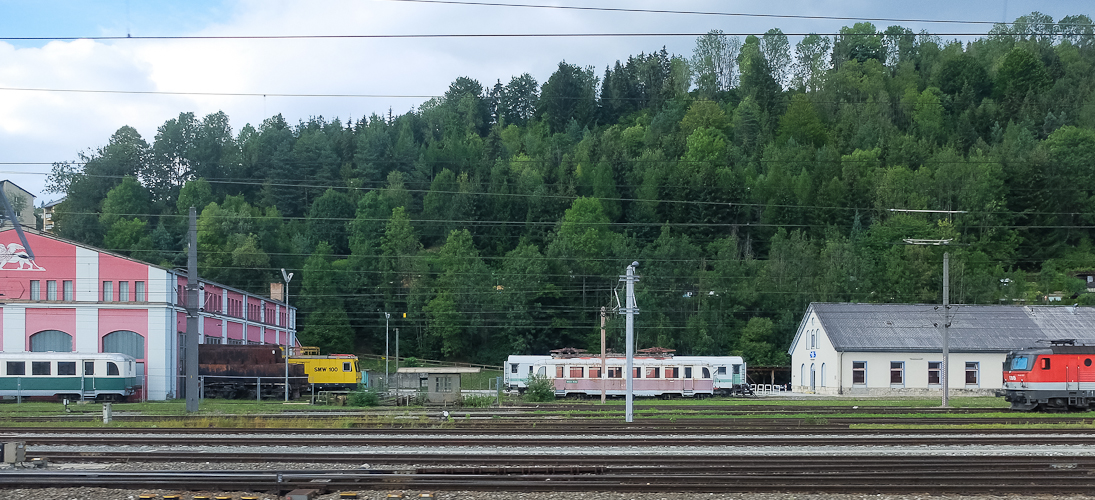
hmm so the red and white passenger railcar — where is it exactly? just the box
[533,355,719,398]
[1001,341,1095,411]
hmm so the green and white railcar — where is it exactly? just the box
[0,352,137,401]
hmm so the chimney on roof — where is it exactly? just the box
[270,282,284,302]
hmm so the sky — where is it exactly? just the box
[0,0,1091,204]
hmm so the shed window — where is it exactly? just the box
[30,280,39,300]
[6,362,24,376]
[135,281,145,301]
[47,280,57,300]
[32,362,51,376]
[965,362,979,385]
[63,280,73,301]
[102,281,113,302]
[57,362,76,376]
[852,361,866,385]
[890,362,904,385]
[928,361,941,385]
[119,281,129,302]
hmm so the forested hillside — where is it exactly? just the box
[46,13,1095,366]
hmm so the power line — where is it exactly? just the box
[383,0,1068,27]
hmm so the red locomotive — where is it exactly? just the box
[1001,339,1095,411]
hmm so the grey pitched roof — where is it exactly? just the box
[802,302,1095,353]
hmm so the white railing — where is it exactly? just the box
[750,383,788,395]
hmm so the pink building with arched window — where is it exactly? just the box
[0,228,297,400]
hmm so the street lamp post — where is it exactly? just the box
[281,269,293,402]
[385,312,391,393]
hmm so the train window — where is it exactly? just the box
[569,367,583,378]
[107,362,120,376]
[556,366,564,378]
[510,363,519,374]
[717,366,727,375]
[32,362,50,376]
[6,362,24,376]
[702,367,711,379]
[1041,358,1051,370]
[608,367,622,378]
[633,367,641,378]
[1087,359,1093,367]
[58,362,76,376]
[343,362,352,372]
[646,367,660,378]
[537,366,546,376]
[589,367,601,378]
[84,362,95,376]
[684,367,692,378]
[665,367,678,378]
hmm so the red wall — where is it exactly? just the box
[0,232,75,300]
[99,309,148,360]
[25,308,76,350]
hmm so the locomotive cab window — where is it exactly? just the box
[343,362,352,372]
[510,363,519,374]
[1041,357,1051,370]
[58,362,76,376]
[6,362,24,376]
[32,362,50,376]
[1007,355,1032,371]
[107,362,120,376]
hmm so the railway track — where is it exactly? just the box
[5,457,1095,494]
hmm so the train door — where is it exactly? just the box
[82,360,95,394]
[683,366,694,393]
[1066,356,1079,390]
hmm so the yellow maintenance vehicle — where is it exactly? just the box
[287,347,362,391]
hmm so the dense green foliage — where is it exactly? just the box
[47,13,1095,366]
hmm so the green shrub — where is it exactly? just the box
[523,374,555,403]
[402,357,421,367]
[461,394,496,408]
[348,388,380,407]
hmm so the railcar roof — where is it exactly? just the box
[797,303,1095,353]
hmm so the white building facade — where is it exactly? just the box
[790,303,1095,396]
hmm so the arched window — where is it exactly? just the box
[103,330,145,360]
[821,363,826,387]
[30,330,72,352]
[800,364,805,386]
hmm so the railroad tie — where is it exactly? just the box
[339,493,359,499]
[387,493,405,499]
[163,496,180,500]
[138,495,156,500]
[418,494,436,499]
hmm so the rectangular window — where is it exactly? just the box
[646,367,660,378]
[965,362,979,385]
[32,361,51,376]
[47,280,57,301]
[84,362,95,376]
[30,280,40,300]
[665,367,678,378]
[633,367,641,378]
[58,362,76,376]
[608,367,622,378]
[928,361,941,385]
[717,366,727,375]
[63,280,73,301]
[102,281,113,302]
[589,367,601,379]
[510,363,519,374]
[119,281,129,302]
[890,361,904,385]
[852,361,866,385]
[810,330,816,349]
[6,362,25,376]
[107,362,119,376]
[556,366,564,378]
[343,362,353,372]
[685,367,693,378]
[569,366,583,378]
[135,281,145,301]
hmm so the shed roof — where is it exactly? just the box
[794,303,1095,354]
[396,367,481,374]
